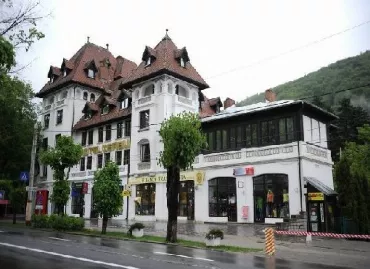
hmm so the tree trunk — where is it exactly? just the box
[102,215,108,234]
[166,165,180,243]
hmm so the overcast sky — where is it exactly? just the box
[17,0,370,102]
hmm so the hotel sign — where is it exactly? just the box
[83,138,130,156]
[129,170,205,185]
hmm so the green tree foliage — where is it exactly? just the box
[334,124,370,234]
[93,161,122,234]
[0,35,15,73]
[158,112,206,242]
[40,136,83,214]
[9,185,26,224]
[238,51,370,114]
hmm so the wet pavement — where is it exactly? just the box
[0,225,366,269]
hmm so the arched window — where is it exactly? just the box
[143,84,154,97]
[83,92,88,100]
[253,174,289,222]
[175,85,188,98]
[90,93,95,102]
[208,177,237,221]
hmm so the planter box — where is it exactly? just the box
[205,237,221,247]
[132,228,144,238]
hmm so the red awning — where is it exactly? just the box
[0,200,9,205]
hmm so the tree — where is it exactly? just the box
[158,112,206,242]
[0,35,15,73]
[93,161,122,234]
[9,184,26,224]
[40,136,83,214]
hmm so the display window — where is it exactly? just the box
[135,183,155,215]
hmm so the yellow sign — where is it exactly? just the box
[129,170,205,185]
[83,138,130,156]
[308,192,324,201]
[122,190,131,197]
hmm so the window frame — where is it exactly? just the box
[88,130,94,145]
[115,151,122,166]
[97,154,103,168]
[104,152,111,166]
[87,156,92,170]
[56,109,63,125]
[81,131,87,146]
[117,122,123,139]
[135,183,156,215]
[105,125,111,141]
[140,143,150,163]
[139,110,150,130]
[124,120,131,137]
[80,157,85,171]
[98,127,104,142]
[87,69,95,78]
[44,114,50,129]
[123,149,130,165]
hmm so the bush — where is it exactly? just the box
[31,214,84,231]
[205,229,224,240]
[128,222,145,235]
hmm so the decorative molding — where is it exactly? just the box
[178,96,192,105]
[138,95,151,105]
[204,152,242,163]
[138,162,151,170]
[246,146,293,158]
[44,104,51,111]
[305,145,328,159]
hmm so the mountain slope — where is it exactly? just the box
[238,51,370,113]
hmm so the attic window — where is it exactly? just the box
[145,57,151,66]
[120,98,129,109]
[101,104,110,115]
[84,111,92,120]
[83,92,88,100]
[180,58,185,68]
[63,69,67,77]
[90,94,95,102]
[50,75,57,83]
[88,69,95,78]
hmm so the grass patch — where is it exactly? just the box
[76,229,262,253]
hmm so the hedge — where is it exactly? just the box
[31,214,84,231]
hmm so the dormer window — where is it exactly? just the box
[83,92,88,100]
[180,57,185,68]
[63,69,67,77]
[120,98,129,109]
[145,57,151,66]
[90,93,95,102]
[84,111,92,120]
[88,69,95,78]
[50,76,54,83]
[101,104,109,115]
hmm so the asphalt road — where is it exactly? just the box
[0,226,355,269]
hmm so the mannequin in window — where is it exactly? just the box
[256,196,263,221]
[282,189,289,217]
[266,190,274,217]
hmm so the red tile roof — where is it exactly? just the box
[122,34,209,90]
[208,97,223,107]
[199,93,219,118]
[36,43,136,98]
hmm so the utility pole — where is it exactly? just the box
[25,123,38,226]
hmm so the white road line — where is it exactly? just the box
[0,230,5,233]
[154,252,214,262]
[48,237,71,242]
[0,242,139,269]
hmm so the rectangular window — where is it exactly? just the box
[246,124,258,147]
[251,123,258,146]
[55,134,61,146]
[44,114,50,128]
[97,154,103,168]
[42,138,48,150]
[116,151,122,165]
[88,130,94,145]
[88,69,95,78]
[222,129,228,150]
[287,117,294,141]
[268,120,277,144]
[230,127,236,149]
[135,183,156,215]
[123,149,130,165]
[216,130,221,151]
[208,131,214,151]
[105,125,111,141]
[140,144,150,162]
[236,126,242,149]
[124,120,131,137]
[56,110,63,125]
[117,122,123,139]
[120,98,129,109]
[87,156,92,170]
[104,152,111,166]
[98,127,103,142]
[279,117,294,143]
[139,110,150,129]
[261,121,269,145]
[80,157,85,171]
[81,131,87,146]
[43,165,47,177]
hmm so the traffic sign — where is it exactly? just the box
[25,186,37,192]
[20,171,29,181]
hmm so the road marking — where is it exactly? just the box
[49,237,70,242]
[0,242,139,269]
[0,230,4,233]
[154,251,214,262]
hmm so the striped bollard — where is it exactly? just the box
[264,228,276,256]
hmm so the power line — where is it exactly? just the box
[206,19,370,80]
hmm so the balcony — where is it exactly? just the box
[138,96,151,105]
[70,171,86,178]
[138,162,151,171]
[177,96,192,106]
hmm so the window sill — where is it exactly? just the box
[56,123,63,126]
[138,127,149,132]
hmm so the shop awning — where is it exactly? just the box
[304,177,337,196]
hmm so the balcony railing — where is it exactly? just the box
[44,104,51,111]
[178,96,192,105]
[138,162,151,170]
[56,100,65,106]
[204,152,242,163]
[138,96,151,105]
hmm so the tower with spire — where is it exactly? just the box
[120,32,209,219]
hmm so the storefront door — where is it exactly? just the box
[308,202,325,232]
[179,181,195,220]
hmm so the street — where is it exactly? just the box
[0,226,360,269]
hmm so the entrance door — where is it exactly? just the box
[179,181,195,220]
[308,202,325,232]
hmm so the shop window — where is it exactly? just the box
[116,151,122,165]
[98,127,103,142]
[139,110,150,129]
[88,130,94,145]
[105,125,111,141]
[135,183,156,215]
[253,174,289,222]
[80,157,85,171]
[97,154,103,168]
[44,114,50,128]
[81,131,87,146]
[124,120,131,137]
[56,109,63,125]
[71,183,84,216]
[117,122,123,139]
[208,177,237,221]
[87,156,92,170]
[123,149,130,165]
[178,181,194,219]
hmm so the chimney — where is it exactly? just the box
[265,89,276,103]
[224,97,236,109]
[87,36,90,43]
[106,43,109,50]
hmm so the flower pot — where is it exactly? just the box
[205,237,221,247]
[132,228,144,238]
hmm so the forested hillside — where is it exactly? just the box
[238,51,370,114]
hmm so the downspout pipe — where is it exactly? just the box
[298,103,304,214]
